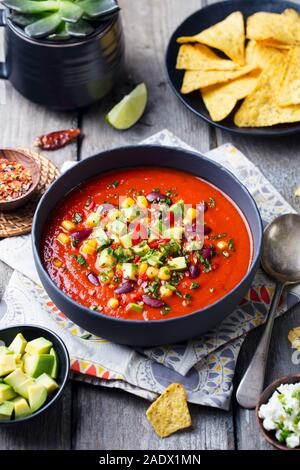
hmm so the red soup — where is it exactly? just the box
[42,168,252,321]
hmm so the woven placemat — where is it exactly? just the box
[0,149,60,237]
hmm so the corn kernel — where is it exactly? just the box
[158,266,171,281]
[139,262,148,275]
[61,220,76,232]
[136,196,148,208]
[186,208,198,220]
[52,258,63,268]
[146,267,159,279]
[108,298,119,309]
[159,286,173,298]
[217,240,228,250]
[56,233,69,245]
[121,197,135,208]
[81,239,97,255]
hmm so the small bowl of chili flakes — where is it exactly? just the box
[0,149,40,212]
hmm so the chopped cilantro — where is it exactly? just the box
[71,254,87,266]
[152,188,160,192]
[208,197,216,208]
[80,333,92,339]
[209,233,227,240]
[162,304,172,315]
[72,212,82,224]
[107,180,120,189]
[228,238,235,251]
[191,282,200,290]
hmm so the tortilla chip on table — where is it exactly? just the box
[246,11,299,45]
[177,11,245,65]
[201,70,260,122]
[176,43,239,71]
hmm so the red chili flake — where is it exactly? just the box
[34,128,81,150]
[0,158,32,202]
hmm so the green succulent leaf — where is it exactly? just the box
[25,11,62,37]
[47,22,70,40]
[77,0,119,18]
[4,0,59,14]
[66,18,94,36]
[60,1,83,23]
[10,12,45,26]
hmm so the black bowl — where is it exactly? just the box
[32,145,263,347]
[166,0,300,137]
[0,325,70,424]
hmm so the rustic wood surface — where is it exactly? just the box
[0,0,300,450]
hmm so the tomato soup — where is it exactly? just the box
[42,168,252,321]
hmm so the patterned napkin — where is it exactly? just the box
[0,129,299,411]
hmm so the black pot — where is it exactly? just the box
[0,8,125,110]
[32,145,263,347]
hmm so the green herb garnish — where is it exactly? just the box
[191,282,200,290]
[107,180,120,189]
[72,212,82,224]
[71,254,87,266]
[162,304,172,315]
[80,333,92,339]
[209,232,227,240]
[208,197,216,208]
[228,238,235,251]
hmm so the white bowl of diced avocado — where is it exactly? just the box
[0,325,69,423]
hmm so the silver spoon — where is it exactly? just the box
[236,213,300,409]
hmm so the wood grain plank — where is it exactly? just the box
[72,382,235,450]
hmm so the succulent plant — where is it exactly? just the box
[1,0,119,39]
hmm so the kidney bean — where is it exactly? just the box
[189,264,200,278]
[72,229,92,241]
[87,272,100,286]
[115,281,135,295]
[146,192,168,203]
[201,246,213,259]
[142,296,164,308]
[204,225,212,235]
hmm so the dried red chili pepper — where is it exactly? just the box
[34,128,81,150]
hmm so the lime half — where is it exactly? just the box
[106,83,147,130]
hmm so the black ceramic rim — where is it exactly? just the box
[0,324,70,425]
[32,144,263,328]
[165,0,300,137]
[4,7,119,47]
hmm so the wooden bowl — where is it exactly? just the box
[0,149,41,211]
[256,374,300,450]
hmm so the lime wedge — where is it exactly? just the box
[106,83,147,130]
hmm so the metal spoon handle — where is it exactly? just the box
[236,282,284,409]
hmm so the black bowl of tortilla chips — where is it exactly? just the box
[166,0,300,136]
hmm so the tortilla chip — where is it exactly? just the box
[201,70,260,121]
[146,383,192,438]
[258,39,291,50]
[181,65,255,94]
[177,11,245,65]
[295,186,300,197]
[246,40,288,69]
[246,12,297,45]
[176,44,239,71]
[288,327,300,350]
[282,8,300,21]
[234,60,300,127]
[278,46,300,106]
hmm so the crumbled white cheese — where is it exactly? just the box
[258,383,300,448]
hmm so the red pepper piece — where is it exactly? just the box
[148,238,171,249]
[34,128,81,150]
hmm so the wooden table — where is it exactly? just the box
[0,0,300,450]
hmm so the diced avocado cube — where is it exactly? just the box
[25,337,53,355]
[8,333,27,355]
[86,212,100,227]
[127,303,143,313]
[0,401,14,420]
[11,396,31,419]
[110,219,127,236]
[147,251,163,267]
[122,207,139,222]
[4,368,28,389]
[96,248,115,269]
[164,227,184,241]
[92,227,108,248]
[0,346,14,355]
[120,233,133,248]
[15,378,35,400]
[185,240,203,252]
[36,373,59,394]
[132,241,150,256]
[169,201,184,217]
[49,348,59,379]
[24,354,55,378]
[168,256,187,271]
[122,263,138,281]
[0,383,17,403]
[0,355,17,376]
[28,384,47,413]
